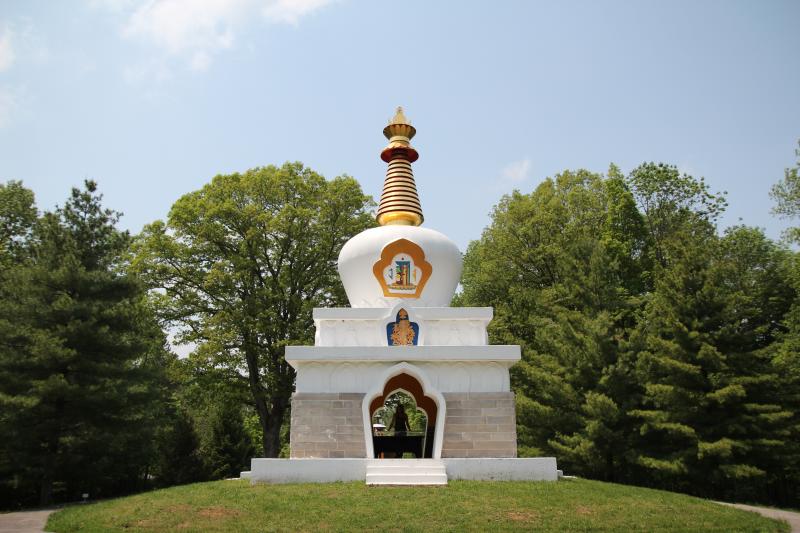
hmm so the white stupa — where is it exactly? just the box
[247,108,558,484]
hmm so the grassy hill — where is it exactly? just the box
[46,478,788,532]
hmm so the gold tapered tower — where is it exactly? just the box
[376,107,423,226]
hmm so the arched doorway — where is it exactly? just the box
[372,391,428,458]
[368,372,438,459]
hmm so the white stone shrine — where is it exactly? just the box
[247,108,558,484]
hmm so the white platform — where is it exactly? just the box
[286,345,521,365]
[313,306,493,347]
[247,457,558,484]
[365,459,447,485]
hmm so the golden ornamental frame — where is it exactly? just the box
[372,238,433,299]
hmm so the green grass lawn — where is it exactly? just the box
[46,478,789,532]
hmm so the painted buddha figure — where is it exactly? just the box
[387,308,419,346]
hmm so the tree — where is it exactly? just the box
[459,162,800,505]
[0,181,166,506]
[132,163,374,457]
[152,407,207,487]
[769,141,800,503]
[0,180,37,263]
[627,224,796,500]
[771,140,800,244]
[626,162,726,270]
[204,402,256,479]
[459,169,645,476]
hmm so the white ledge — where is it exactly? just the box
[312,307,493,321]
[285,345,520,368]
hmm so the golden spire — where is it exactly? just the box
[376,106,423,226]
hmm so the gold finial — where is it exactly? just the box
[389,106,409,125]
[383,106,416,149]
[377,107,423,227]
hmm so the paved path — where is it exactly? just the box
[0,509,56,533]
[716,501,800,532]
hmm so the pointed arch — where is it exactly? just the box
[362,362,446,459]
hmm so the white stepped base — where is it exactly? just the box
[366,459,447,485]
[246,457,558,484]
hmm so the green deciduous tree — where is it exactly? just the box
[771,140,800,244]
[0,180,37,263]
[132,163,374,457]
[626,162,727,270]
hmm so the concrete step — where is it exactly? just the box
[366,459,443,467]
[366,473,448,485]
[365,459,448,485]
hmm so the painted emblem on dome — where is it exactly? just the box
[386,308,419,346]
[372,238,433,299]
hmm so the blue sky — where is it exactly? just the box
[1,0,798,251]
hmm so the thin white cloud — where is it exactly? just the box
[107,0,337,75]
[502,158,532,183]
[0,26,15,72]
[123,0,248,72]
[263,0,337,25]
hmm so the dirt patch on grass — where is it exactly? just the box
[197,506,240,519]
[507,510,539,522]
[575,505,594,516]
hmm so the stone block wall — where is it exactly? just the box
[290,393,367,458]
[441,392,517,458]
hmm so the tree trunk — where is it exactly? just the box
[39,472,53,507]
[39,441,57,506]
[262,402,286,457]
[249,392,286,457]
[245,352,289,457]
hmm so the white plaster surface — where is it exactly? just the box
[338,225,462,308]
[443,458,559,481]
[249,458,367,483]
[246,457,559,484]
[313,306,493,347]
[287,345,520,364]
[293,361,512,393]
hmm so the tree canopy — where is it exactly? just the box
[132,162,375,457]
[459,162,800,505]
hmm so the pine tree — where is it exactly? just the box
[628,225,796,500]
[0,181,165,506]
[153,407,207,487]
[204,403,256,480]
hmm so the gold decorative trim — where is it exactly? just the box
[372,239,433,299]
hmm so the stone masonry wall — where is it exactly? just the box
[290,393,367,458]
[441,392,517,458]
